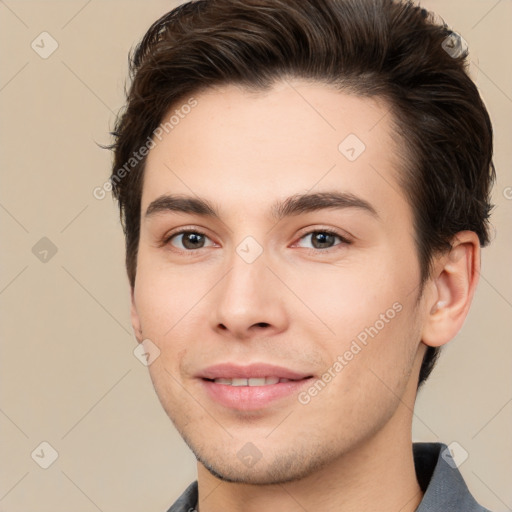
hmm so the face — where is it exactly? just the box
[132,80,428,484]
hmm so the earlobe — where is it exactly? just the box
[422,231,480,348]
[130,287,143,343]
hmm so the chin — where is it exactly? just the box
[190,437,337,486]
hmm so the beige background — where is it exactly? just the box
[0,1,511,511]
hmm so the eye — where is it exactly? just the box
[166,230,215,250]
[295,229,350,251]
[162,228,350,253]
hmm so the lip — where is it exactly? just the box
[197,363,311,381]
[197,363,313,411]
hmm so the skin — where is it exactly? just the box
[130,80,480,512]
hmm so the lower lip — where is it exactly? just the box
[201,378,312,411]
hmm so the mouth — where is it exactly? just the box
[205,376,299,386]
[198,363,314,410]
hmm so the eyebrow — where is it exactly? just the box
[144,191,378,221]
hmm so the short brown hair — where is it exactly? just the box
[109,0,495,388]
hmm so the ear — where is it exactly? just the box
[130,286,143,343]
[421,231,480,348]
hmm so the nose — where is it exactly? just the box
[209,247,289,341]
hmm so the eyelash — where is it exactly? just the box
[162,227,351,255]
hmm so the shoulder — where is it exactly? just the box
[165,481,198,512]
[414,442,493,512]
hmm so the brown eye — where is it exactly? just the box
[168,231,214,250]
[296,230,349,250]
[310,232,337,249]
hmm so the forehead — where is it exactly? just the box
[142,80,408,224]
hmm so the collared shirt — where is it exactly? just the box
[166,442,492,512]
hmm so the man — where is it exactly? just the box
[109,0,495,510]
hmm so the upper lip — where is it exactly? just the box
[198,363,312,381]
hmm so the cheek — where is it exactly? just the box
[332,295,421,404]
[307,302,420,440]
[287,257,411,339]
[133,255,219,392]
[299,255,421,389]
[134,252,205,339]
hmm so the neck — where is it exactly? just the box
[196,405,423,512]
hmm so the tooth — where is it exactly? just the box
[231,378,248,386]
[248,378,266,386]
[214,378,232,385]
[212,377,289,386]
